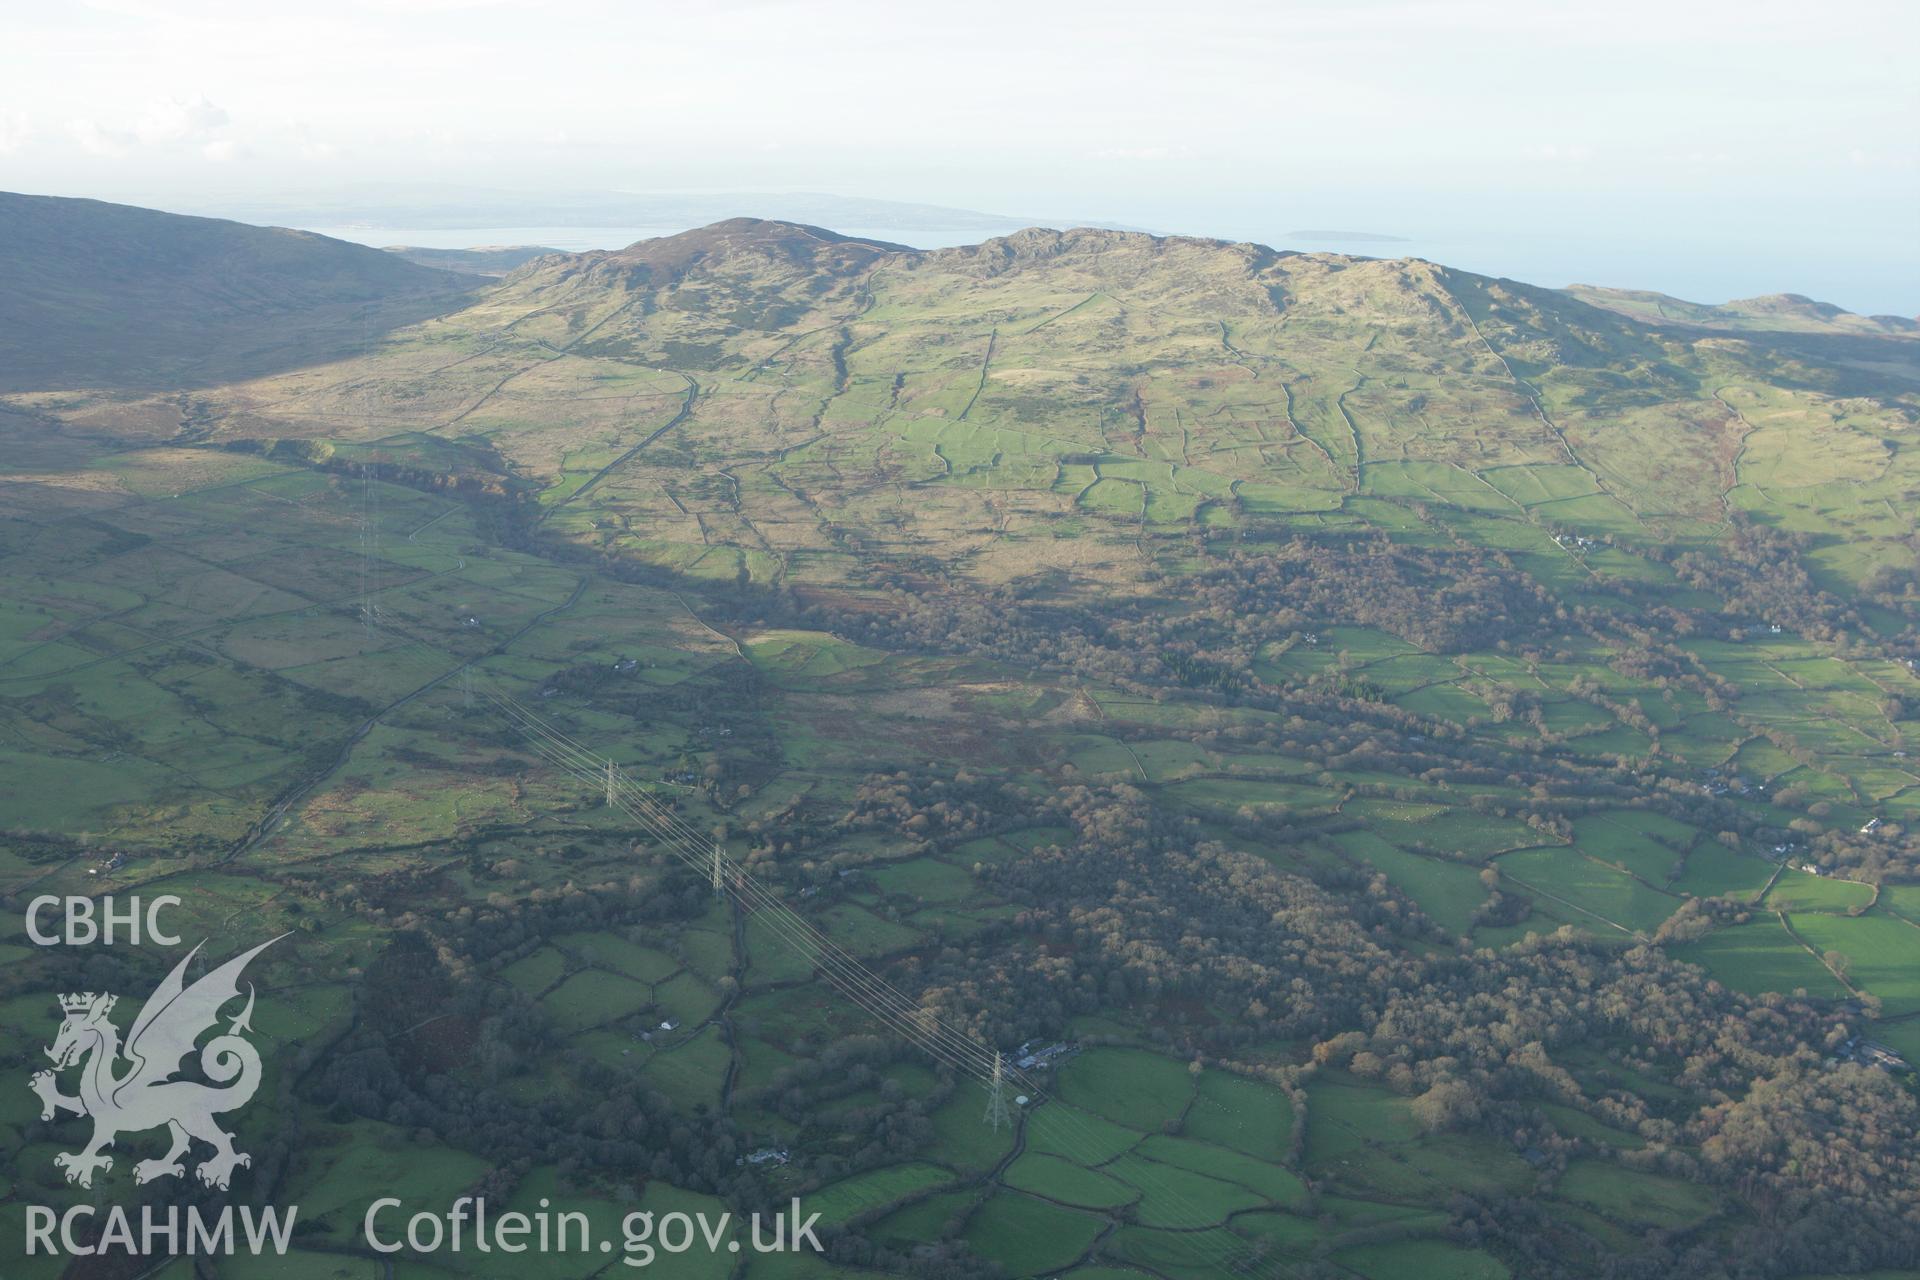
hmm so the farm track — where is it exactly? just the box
[1217,320,1258,378]
[958,329,997,421]
[1712,387,1760,514]
[1335,373,1366,485]
[1453,296,1638,526]
[439,347,560,429]
[1279,380,1342,480]
[674,591,746,660]
[536,373,699,525]
[1024,291,1107,335]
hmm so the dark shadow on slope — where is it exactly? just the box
[0,191,477,393]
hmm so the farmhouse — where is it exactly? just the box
[1015,1039,1080,1070]
[1839,1037,1911,1074]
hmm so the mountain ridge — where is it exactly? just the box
[500,218,1920,346]
[0,191,474,391]
[1565,282,1919,336]
[502,218,1909,342]
[3,197,1914,413]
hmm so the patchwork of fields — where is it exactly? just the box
[4,222,1920,1278]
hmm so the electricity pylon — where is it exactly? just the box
[711,837,726,898]
[984,1051,1012,1131]
[605,758,616,808]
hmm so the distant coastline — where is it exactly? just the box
[1287,229,1412,244]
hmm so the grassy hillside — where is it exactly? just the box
[183,219,1920,600]
[0,192,471,391]
[4,214,1920,1279]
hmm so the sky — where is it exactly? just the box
[3,0,1917,312]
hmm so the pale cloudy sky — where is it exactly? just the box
[2,0,1916,310]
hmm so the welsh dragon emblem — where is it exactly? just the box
[29,935,284,1190]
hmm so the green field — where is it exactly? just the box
[963,1192,1106,1275]
[1556,1159,1723,1230]
[1055,1047,1197,1131]
[1337,1240,1512,1280]
[1789,914,1920,1014]
[1676,918,1852,999]
[1498,848,1682,934]
[807,1162,955,1225]
[1184,1068,1296,1158]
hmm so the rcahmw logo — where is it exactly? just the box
[22,932,299,1259]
